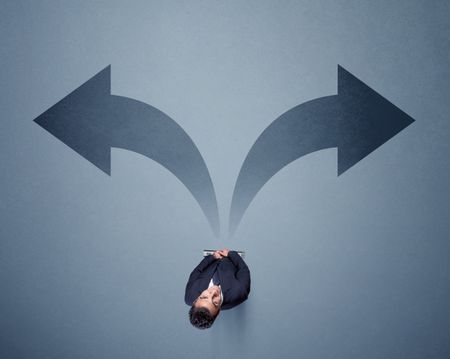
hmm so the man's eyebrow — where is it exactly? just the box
[197,298,219,308]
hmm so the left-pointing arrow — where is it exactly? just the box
[34,65,220,236]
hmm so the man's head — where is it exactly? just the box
[188,285,221,329]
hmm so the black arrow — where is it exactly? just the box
[229,65,415,236]
[34,65,220,236]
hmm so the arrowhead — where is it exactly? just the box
[34,65,113,175]
[337,65,415,175]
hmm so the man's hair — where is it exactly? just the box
[188,305,218,329]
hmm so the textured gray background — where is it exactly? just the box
[1,1,450,358]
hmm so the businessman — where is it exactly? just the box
[185,248,251,329]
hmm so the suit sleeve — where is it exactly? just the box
[187,255,216,282]
[185,255,216,305]
[228,251,251,297]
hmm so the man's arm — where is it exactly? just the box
[214,249,251,305]
[185,255,217,305]
[187,254,217,283]
[228,251,251,295]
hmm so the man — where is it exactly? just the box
[185,248,251,329]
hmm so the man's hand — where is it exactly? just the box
[212,249,230,259]
[218,248,230,257]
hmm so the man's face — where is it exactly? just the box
[194,285,221,316]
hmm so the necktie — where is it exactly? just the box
[212,269,220,286]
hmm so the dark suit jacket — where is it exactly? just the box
[184,251,251,310]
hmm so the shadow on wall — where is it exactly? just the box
[212,301,249,355]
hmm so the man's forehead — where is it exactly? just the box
[195,298,211,306]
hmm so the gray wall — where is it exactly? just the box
[1,1,449,358]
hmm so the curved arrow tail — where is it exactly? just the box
[229,96,340,236]
[109,96,220,236]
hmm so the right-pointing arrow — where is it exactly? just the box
[229,65,415,236]
[337,65,415,175]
